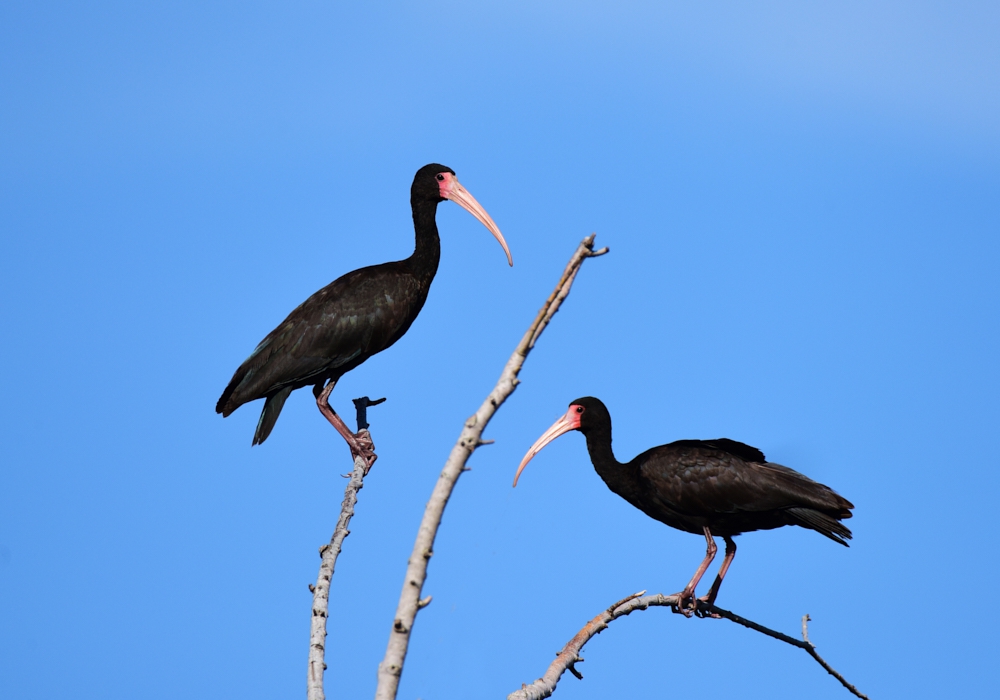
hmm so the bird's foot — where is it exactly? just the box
[346,429,377,473]
[694,596,722,619]
[669,589,697,618]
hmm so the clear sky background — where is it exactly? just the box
[2,2,998,699]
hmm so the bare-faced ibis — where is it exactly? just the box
[217,164,512,464]
[513,397,853,615]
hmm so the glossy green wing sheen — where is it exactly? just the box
[635,442,852,520]
[217,261,429,414]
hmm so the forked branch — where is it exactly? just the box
[507,595,869,700]
[373,235,609,700]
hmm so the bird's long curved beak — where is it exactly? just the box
[512,408,581,487]
[446,179,513,267]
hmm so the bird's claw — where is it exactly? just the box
[347,429,378,472]
[670,590,697,618]
[694,596,721,619]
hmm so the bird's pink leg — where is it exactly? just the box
[315,380,377,470]
[672,527,717,617]
[696,535,737,618]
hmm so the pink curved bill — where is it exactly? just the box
[512,408,582,487]
[446,178,513,267]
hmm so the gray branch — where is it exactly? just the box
[373,235,609,700]
[306,399,383,700]
[507,595,870,700]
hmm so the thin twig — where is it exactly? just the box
[306,399,383,700]
[699,604,868,698]
[507,596,869,700]
[800,614,871,700]
[374,235,609,700]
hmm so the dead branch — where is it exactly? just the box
[507,595,869,700]
[373,235,609,700]
[306,398,384,700]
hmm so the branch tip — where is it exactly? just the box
[580,233,609,258]
[377,234,607,700]
[353,396,387,431]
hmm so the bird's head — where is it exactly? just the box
[412,164,513,266]
[513,397,610,486]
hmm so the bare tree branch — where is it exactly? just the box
[374,235,610,700]
[306,398,384,700]
[507,595,870,700]
[799,614,871,700]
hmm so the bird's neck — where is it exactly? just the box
[585,429,623,477]
[585,429,642,499]
[409,200,442,279]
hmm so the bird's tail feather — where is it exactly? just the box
[787,507,853,546]
[252,387,292,446]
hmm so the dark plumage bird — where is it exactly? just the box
[217,164,512,464]
[513,397,854,615]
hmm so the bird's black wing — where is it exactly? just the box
[217,262,427,414]
[667,438,766,464]
[636,441,852,521]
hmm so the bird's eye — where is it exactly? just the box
[436,174,445,182]
[575,406,584,414]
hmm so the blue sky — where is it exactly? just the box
[2,2,998,698]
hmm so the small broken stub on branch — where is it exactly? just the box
[353,396,386,432]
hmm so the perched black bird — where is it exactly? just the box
[217,164,512,464]
[514,397,854,615]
